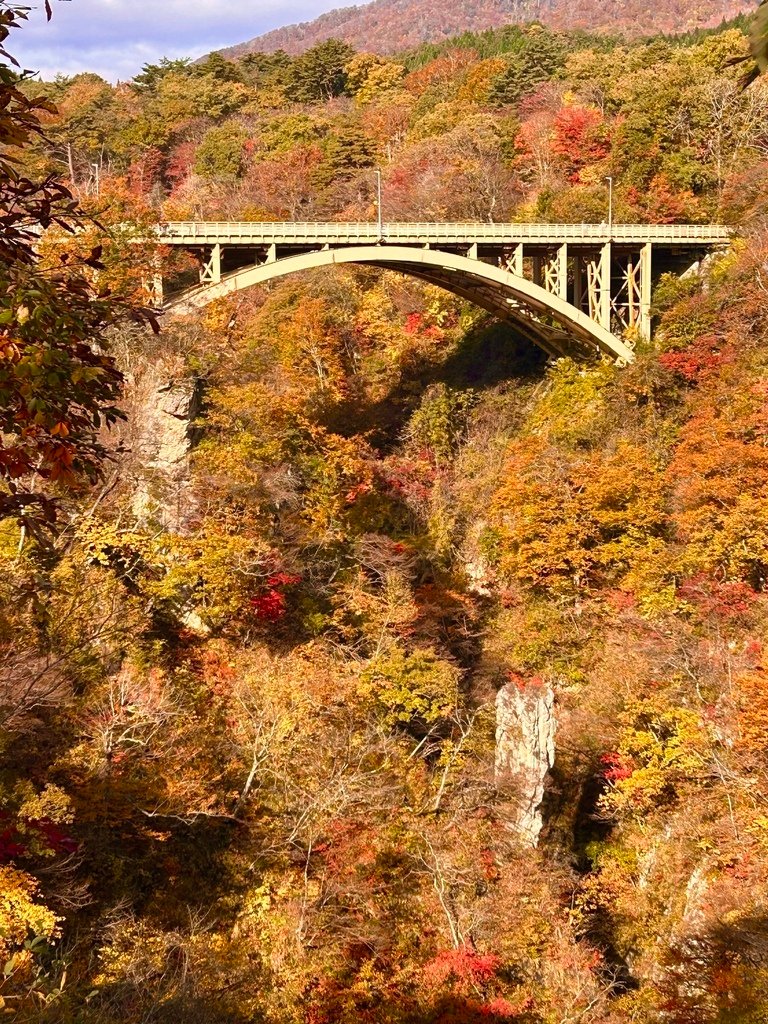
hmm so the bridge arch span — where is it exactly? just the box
[169,245,636,363]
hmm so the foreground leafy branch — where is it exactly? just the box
[0,1,157,532]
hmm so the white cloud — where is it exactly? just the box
[9,0,346,81]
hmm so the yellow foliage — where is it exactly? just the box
[14,783,74,826]
[736,670,768,759]
[358,646,461,728]
[347,53,406,104]
[82,518,272,630]
[457,58,509,104]
[0,867,58,968]
[528,360,617,448]
[600,696,709,818]
[298,425,377,538]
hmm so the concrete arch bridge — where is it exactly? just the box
[157,221,731,363]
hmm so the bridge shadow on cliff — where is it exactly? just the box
[433,318,548,389]
[324,316,548,448]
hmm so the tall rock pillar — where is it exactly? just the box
[495,679,556,847]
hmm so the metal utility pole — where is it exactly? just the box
[375,168,383,240]
[605,175,613,236]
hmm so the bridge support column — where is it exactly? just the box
[503,244,523,276]
[542,244,568,300]
[586,243,612,331]
[200,243,222,285]
[600,242,611,330]
[573,255,585,313]
[532,254,543,288]
[142,253,164,306]
[265,243,277,264]
[640,242,652,342]
[558,243,568,301]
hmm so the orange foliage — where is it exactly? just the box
[669,381,768,584]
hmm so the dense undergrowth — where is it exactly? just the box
[4,234,768,1021]
[4,6,768,1023]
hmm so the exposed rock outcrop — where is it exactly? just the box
[495,679,556,846]
[126,358,202,532]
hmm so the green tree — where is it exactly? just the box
[194,51,243,83]
[315,124,377,187]
[239,49,294,90]
[132,56,192,93]
[287,38,355,102]
[487,27,567,106]
[194,122,249,179]
[153,70,249,124]
[44,72,118,181]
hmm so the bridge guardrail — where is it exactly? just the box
[157,221,733,245]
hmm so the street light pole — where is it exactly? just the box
[375,168,383,240]
[605,175,613,236]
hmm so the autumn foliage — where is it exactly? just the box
[4,5,768,1024]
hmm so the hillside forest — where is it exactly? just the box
[4,2,768,1022]
[220,0,754,59]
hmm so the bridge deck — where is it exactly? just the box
[159,221,732,247]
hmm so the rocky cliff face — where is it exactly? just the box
[495,679,556,846]
[125,357,201,533]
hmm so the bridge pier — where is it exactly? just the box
[608,242,653,342]
[142,252,165,306]
[151,272,164,306]
[584,243,612,331]
[200,243,222,285]
[640,242,652,342]
[540,244,568,301]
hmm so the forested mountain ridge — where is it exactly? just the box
[218,0,753,58]
[4,4,768,1022]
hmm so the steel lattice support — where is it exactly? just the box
[585,243,612,330]
[200,243,222,285]
[541,244,568,300]
[608,243,653,341]
[501,244,524,276]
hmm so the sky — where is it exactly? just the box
[9,0,349,83]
